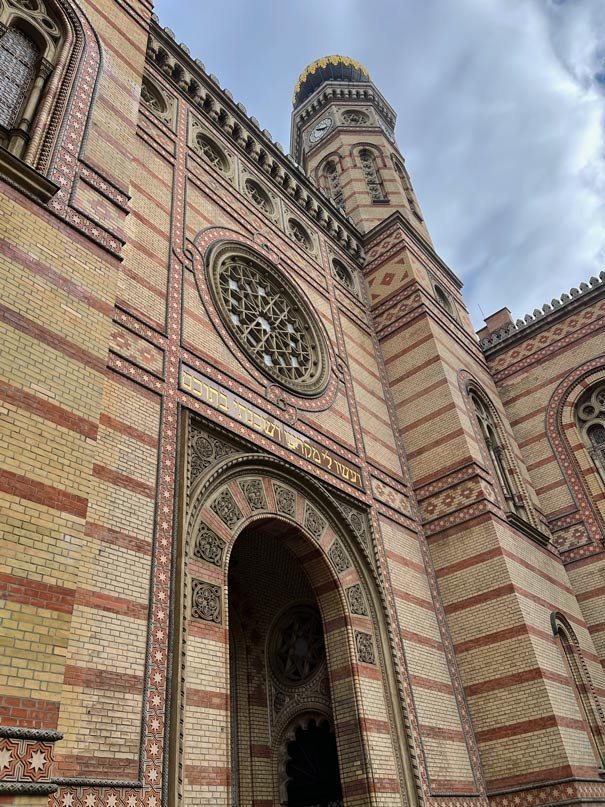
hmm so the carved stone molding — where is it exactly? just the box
[303,502,326,541]
[273,483,296,517]
[238,478,266,511]
[193,522,226,567]
[140,73,175,129]
[328,539,351,574]
[355,630,375,664]
[191,579,222,623]
[346,584,368,616]
[146,27,364,261]
[339,503,370,547]
[189,423,242,489]
[209,488,243,529]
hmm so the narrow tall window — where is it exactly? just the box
[392,156,422,220]
[0,0,63,160]
[552,614,605,772]
[0,28,40,131]
[359,149,386,202]
[577,382,605,485]
[323,160,344,209]
[470,390,524,517]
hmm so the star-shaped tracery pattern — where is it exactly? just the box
[272,606,325,686]
[212,253,328,395]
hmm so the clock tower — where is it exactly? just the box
[290,55,431,241]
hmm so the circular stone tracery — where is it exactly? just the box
[271,606,325,687]
[209,248,329,396]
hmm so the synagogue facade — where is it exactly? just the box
[1,1,604,806]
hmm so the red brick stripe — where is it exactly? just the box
[63,664,143,694]
[184,764,230,786]
[0,303,105,373]
[577,585,605,602]
[99,412,158,448]
[465,666,570,697]
[410,674,454,694]
[0,572,75,613]
[486,763,597,792]
[185,688,229,710]
[0,379,98,439]
[0,468,88,518]
[74,588,148,620]
[475,713,585,743]
[0,695,60,728]
[0,240,113,317]
[400,628,443,651]
[92,463,155,499]
[393,589,435,611]
[55,754,138,780]
[445,583,515,614]
[419,723,466,741]
[84,521,152,555]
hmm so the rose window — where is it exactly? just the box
[271,606,325,686]
[209,250,329,396]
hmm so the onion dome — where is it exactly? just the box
[293,55,370,108]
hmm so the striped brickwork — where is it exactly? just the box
[480,293,605,678]
[2,9,605,807]
[366,215,605,795]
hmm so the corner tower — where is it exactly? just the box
[290,55,430,240]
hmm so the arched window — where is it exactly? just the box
[323,159,344,209]
[469,389,526,519]
[0,0,64,160]
[358,148,386,203]
[552,613,605,772]
[576,382,605,486]
[392,156,422,220]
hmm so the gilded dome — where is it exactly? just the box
[293,55,370,108]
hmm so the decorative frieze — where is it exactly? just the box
[303,502,326,541]
[146,26,364,262]
[191,579,222,623]
[355,630,375,664]
[239,478,266,511]
[273,483,296,517]
[210,488,243,529]
[346,584,368,616]
[328,539,351,574]
[0,727,62,796]
[193,523,226,567]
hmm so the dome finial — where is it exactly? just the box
[293,55,370,108]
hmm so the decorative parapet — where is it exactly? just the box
[0,726,63,796]
[146,19,364,263]
[479,272,605,354]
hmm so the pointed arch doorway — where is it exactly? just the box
[228,518,344,806]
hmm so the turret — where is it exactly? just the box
[290,55,430,241]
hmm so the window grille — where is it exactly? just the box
[359,149,386,202]
[323,160,344,209]
[576,382,605,484]
[0,28,39,129]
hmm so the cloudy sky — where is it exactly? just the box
[154,0,605,328]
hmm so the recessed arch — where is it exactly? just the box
[546,360,605,550]
[172,440,418,807]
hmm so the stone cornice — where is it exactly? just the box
[290,80,397,158]
[480,272,605,355]
[0,145,59,203]
[147,20,364,263]
[362,210,464,290]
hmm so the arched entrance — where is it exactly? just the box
[172,422,415,807]
[228,519,344,805]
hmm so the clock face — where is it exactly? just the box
[378,118,395,143]
[309,116,333,144]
